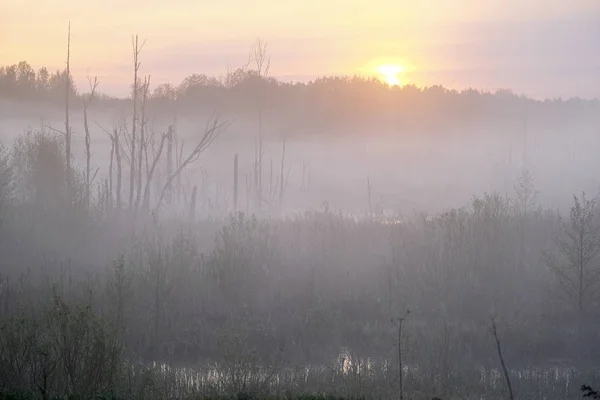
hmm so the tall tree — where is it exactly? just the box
[134,75,151,214]
[545,192,600,333]
[65,22,72,204]
[82,75,99,208]
[129,35,146,210]
[249,38,270,211]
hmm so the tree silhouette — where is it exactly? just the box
[545,192,600,334]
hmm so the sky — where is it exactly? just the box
[1,0,599,99]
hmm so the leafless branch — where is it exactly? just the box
[153,114,229,214]
[489,317,514,400]
[83,74,99,208]
[46,125,66,137]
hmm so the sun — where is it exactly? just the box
[375,64,405,86]
[359,58,415,86]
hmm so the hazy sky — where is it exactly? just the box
[1,0,599,99]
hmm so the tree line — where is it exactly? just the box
[2,60,599,134]
[0,61,77,102]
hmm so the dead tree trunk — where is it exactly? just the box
[490,318,514,400]
[84,110,91,208]
[129,34,145,210]
[395,310,410,400]
[250,38,269,213]
[108,135,114,205]
[65,22,72,204]
[269,158,274,205]
[176,140,184,206]
[153,117,226,214]
[142,133,167,211]
[134,76,150,214]
[83,76,98,209]
[115,128,123,211]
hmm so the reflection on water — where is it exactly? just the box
[139,350,597,399]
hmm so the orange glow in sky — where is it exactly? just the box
[375,65,405,86]
[1,0,598,97]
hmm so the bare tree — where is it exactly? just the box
[489,317,514,400]
[545,192,600,333]
[134,75,151,214]
[107,137,114,208]
[175,137,184,205]
[114,128,123,211]
[82,74,99,208]
[249,38,270,211]
[268,158,277,206]
[129,35,146,210]
[153,115,228,214]
[393,309,410,400]
[65,22,72,203]
[142,130,168,212]
[97,123,124,211]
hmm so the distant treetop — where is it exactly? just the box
[1,61,597,128]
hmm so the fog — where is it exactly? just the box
[2,92,599,216]
[1,62,600,400]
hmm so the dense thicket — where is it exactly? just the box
[0,126,600,400]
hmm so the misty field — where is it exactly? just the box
[2,177,600,399]
[2,42,600,400]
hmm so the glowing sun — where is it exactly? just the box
[376,64,405,86]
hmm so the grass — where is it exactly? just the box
[1,130,600,399]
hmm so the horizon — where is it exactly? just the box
[2,0,600,100]
[2,60,599,103]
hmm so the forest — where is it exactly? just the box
[1,59,598,132]
[1,37,600,400]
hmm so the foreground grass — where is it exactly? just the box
[0,392,369,400]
